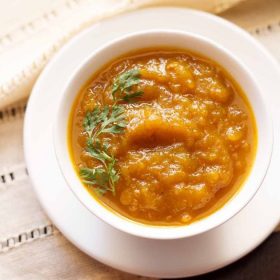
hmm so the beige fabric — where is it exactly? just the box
[221,0,280,63]
[0,0,243,109]
[221,0,280,30]
[0,0,280,279]
[0,230,151,280]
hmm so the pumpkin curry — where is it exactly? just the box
[68,49,257,226]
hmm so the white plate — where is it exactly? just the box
[24,8,280,278]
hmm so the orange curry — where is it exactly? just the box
[69,49,257,226]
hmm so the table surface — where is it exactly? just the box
[0,0,279,279]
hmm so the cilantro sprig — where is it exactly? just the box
[83,105,127,138]
[112,69,143,102]
[79,69,143,195]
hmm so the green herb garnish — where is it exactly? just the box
[112,69,143,102]
[80,69,143,195]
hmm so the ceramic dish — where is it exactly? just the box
[54,30,272,240]
[24,8,280,278]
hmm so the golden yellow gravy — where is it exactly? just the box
[68,49,257,226]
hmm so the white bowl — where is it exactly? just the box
[53,30,273,240]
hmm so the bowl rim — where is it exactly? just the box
[53,29,273,240]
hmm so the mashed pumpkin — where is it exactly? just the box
[69,49,257,226]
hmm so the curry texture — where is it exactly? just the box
[69,49,257,226]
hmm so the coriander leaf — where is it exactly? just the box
[86,140,114,163]
[80,167,111,195]
[108,160,119,185]
[80,167,96,180]
[79,68,143,195]
[86,144,106,163]
[102,125,125,134]
[123,91,144,102]
[112,69,142,101]
[83,107,100,133]
[98,105,126,135]
[94,187,108,196]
